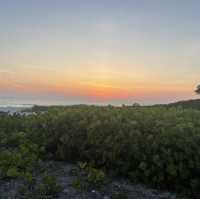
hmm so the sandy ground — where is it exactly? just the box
[0,161,186,199]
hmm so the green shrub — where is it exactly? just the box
[19,173,63,199]
[36,173,63,196]
[72,162,107,190]
[72,179,87,190]
[0,140,40,179]
[2,106,200,197]
[6,167,20,178]
[86,166,106,187]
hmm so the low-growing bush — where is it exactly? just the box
[0,139,40,179]
[72,162,107,190]
[19,173,63,199]
[37,173,63,197]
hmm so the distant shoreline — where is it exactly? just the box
[0,105,33,113]
[0,104,33,108]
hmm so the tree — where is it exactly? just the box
[132,103,140,107]
[195,85,200,94]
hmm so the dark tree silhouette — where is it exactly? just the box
[195,85,200,94]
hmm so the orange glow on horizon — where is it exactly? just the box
[0,78,194,103]
[0,67,196,103]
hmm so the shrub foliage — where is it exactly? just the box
[1,105,200,197]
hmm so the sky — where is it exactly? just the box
[0,0,200,105]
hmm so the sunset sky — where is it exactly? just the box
[0,0,200,105]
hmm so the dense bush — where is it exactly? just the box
[0,130,41,179]
[1,105,200,197]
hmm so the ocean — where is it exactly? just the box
[0,104,33,113]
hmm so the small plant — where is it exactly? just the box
[72,179,87,190]
[23,172,34,184]
[19,173,63,199]
[6,167,20,178]
[78,161,87,170]
[20,173,63,199]
[72,162,107,190]
[86,165,106,187]
[37,173,63,197]
[22,171,36,192]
